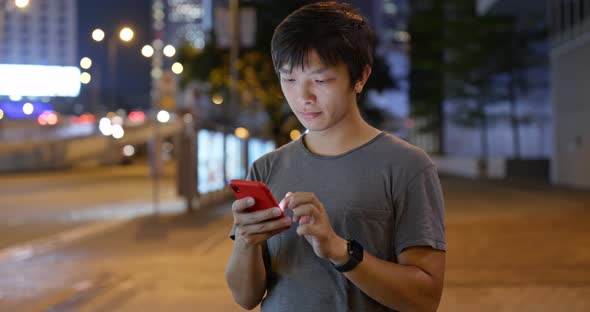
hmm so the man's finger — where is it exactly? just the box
[240,217,291,236]
[279,192,294,211]
[291,203,320,220]
[236,207,284,226]
[296,223,320,237]
[232,197,255,213]
[285,192,321,210]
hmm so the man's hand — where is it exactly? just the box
[232,197,292,247]
[280,192,348,264]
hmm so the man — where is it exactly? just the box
[225,2,446,311]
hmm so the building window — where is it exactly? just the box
[582,0,589,22]
[560,0,568,32]
[58,15,67,25]
[571,0,577,27]
[552,0,590,39]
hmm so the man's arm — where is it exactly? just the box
[332,237,445,311]
[285,192,445,311]
[225,234,267,310]
[225,197,292,310]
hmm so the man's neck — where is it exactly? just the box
[303,112,382,156]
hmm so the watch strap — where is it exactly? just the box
[333,239,363,273]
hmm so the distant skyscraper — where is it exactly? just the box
[165,0,211,49]
[0,0,77,66]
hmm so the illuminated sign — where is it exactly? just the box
[225,135,245,183]
[0,101,55,119]
[0,64,81,97]
[248,138,275,169]
[197,130,225,194]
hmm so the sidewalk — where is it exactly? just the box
[0,176,589,311]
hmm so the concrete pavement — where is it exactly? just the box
[0,176,589,311]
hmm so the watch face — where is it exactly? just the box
[334,240,364,273]
[349,239,364,261]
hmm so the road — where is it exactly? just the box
[0,160,183,250]
[0,169,589,311]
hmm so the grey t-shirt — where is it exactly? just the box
[230,132,446,312]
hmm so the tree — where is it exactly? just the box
[500,21,548,159]
[444,0,513,160]
[408,0,446,154]
[178,0,397,145]
[409,0,549,160]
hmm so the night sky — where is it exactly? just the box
[78,0,152,111]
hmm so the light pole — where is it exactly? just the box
[79,56,103,114]
[91,26,134,112]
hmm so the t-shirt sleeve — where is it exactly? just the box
[394,165,446,256]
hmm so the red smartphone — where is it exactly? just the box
[229,179,286,218]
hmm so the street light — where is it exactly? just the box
[235,127,250,139]
[92,28,105,42]
[91,26,135,110]
[80,72,92,84]
[14,0,29,9]
[163,45,176,57]
[80,57,92,69]
[119,27,134,42]
[212,94,223,105]
[171,62,183,75]
[290,129,301,140]
[141,45,154,58]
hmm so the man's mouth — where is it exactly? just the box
[301,112,322,120]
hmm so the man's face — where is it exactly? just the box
[279,50,357,132]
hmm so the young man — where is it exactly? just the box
[226,2,446,311]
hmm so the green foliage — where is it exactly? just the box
[409,0,548,157]
[178,0,397,145]
[408,0,446,152]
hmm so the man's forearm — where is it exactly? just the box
[343,252,443,312]
[225,241,267,310]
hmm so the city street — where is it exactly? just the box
[0,160,183,250]
[0,165,589,311]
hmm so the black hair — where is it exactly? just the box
[271,1,374,88]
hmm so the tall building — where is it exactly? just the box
[165,0,211,49]
[547,0,590,188]
[0,0,77,66]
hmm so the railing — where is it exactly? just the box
[550,0,590,48]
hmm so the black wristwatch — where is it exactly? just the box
[333,239,364,273]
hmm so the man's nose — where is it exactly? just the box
[298,81,315,104]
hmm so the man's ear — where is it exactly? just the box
[355,65,372,93]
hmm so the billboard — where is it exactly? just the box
[197,129,225,193]
[225,134,246,183]
[248,138,275,170]
[0,64,81,97]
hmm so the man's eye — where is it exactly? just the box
[282,78,295,83]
